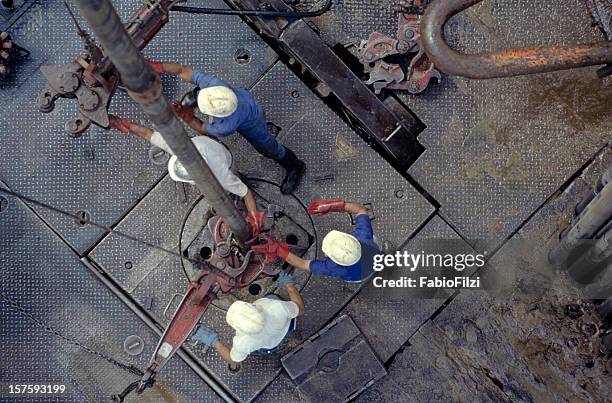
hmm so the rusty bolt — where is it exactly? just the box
[58,72,79,94]
[80,90,100,111]
[397,40,411,53]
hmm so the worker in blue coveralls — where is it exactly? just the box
[148,61,306,194]
[252,200,379,283]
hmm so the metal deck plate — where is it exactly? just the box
[88,176,316,402]
[253,372,305,402]
[359,147,612,402]
[0,0,277,253]
[306,0,399,46]
[88,60,433,400]
[281,315,387,402]
[401,0,612,251]
[343,214,476,362]
[0,180,222,402]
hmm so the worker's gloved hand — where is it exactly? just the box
[307,199,346,215]
[108,115,133,134]
[277,271,297,291]
[171,100,195,124]
[247,210,266,237]
[147,60,164,75]
[251,235,289,263]
[191,324,219,347]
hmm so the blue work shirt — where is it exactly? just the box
[191,71,263,137]
[309,215,379,282]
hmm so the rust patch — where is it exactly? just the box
[526,75,612,132]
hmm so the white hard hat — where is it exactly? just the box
[167,138,211,184]
[226,301,265,335]
[197,86,238,117]
[322,230,362,266]
[168,155,194,183]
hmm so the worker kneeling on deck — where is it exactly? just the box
[253,200,380,283]
[189,272,305,365]
[107,116,266,236]
[147,60,306,195]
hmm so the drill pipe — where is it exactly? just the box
[549,164,612,269]
[421,0,612,79]
[75,0,250,242]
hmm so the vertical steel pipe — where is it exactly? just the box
[549,165,612,268]
[421,0,612,79]
[75,0,250,242]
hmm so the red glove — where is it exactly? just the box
[171,100,195,124]
[108,115,133,134]
[247,210,266,237]
[148,60,164,75]
[251,235,290,263]
[307,199,346,215]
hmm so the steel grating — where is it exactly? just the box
[0,180,222,402]
[0,0,277,254]
[400,0,612,252]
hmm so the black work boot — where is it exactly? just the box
[278,148,306,194]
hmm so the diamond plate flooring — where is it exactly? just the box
[2,0,610,401]
[87,59,434,401]
[0,180,223,402]
[401,0,612,252]
[0,0,277,253]
[343,214,475,363]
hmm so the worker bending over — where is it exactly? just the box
[107,115,266,236]
[254,200,379,282]
[190,272,304,365]
[148,60,306,195]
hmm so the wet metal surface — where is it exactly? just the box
[343,214,474,362]
[402,0,612,252]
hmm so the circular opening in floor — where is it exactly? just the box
[199,246,212,260]
[234,48,251,64]
[285,234,299,245]
[248,284,262,296]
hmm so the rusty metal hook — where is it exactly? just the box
[421,0,612,79]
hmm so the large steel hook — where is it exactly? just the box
[421,0,612,78]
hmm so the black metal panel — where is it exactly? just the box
[281,315,387,402]
[280,20,425,169]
